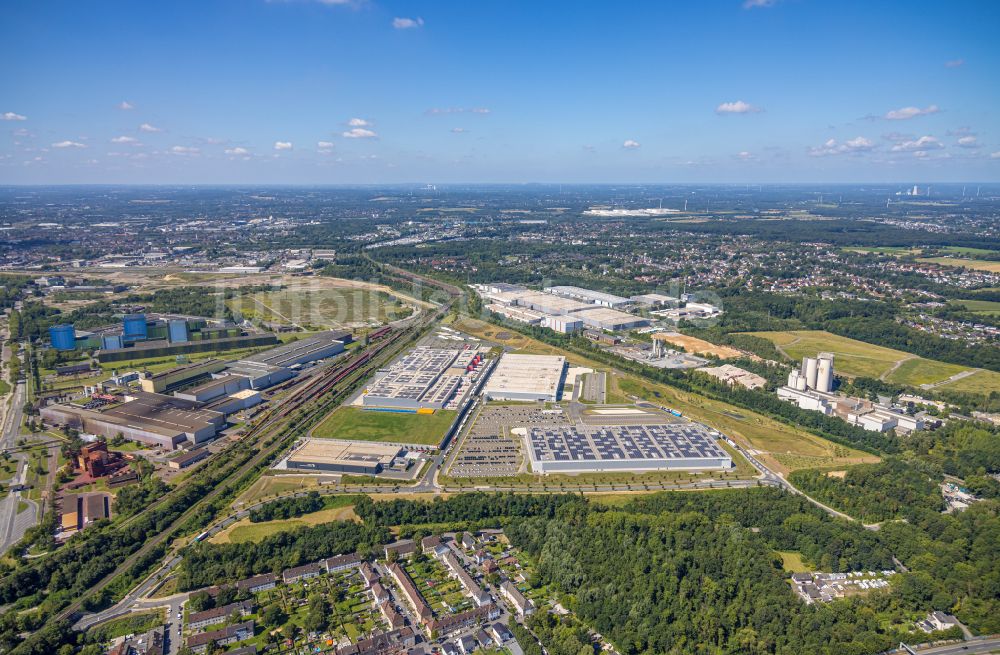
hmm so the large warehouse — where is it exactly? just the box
[362,346,479,410]
[571,307,650,331]
[40,391,224,450]
[544,286,632,308]
[285,439,401,474]
[244,330,350,368]
[525,422,731,473]
[482,353,566,402]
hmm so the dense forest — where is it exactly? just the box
[248,491,326,523]
[788,460,944,523]
[177,521,389,590]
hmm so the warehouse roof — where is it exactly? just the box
[483,353,565,399]
[288,439,401,468]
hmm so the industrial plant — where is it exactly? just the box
[777,354,926,434]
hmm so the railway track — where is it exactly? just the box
[52,298,455,627]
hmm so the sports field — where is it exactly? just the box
[745,330,1000,394]
[311,406,457,445]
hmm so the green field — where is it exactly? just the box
[744,330,1000,393]
[953,299,1000,317]
[311,406,456,445]
[940,246,1000,257]
[916,256,1000,273]
[933,369,1000,395]
[775,551,814,573]
[233,287,412,328]
[844,246,922,255]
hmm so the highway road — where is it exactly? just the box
[902,637,1000,654]
[0,379,39,555]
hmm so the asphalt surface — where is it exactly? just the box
[0,379,38,555]
[905,638,1000,654]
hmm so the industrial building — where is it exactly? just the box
[525,423,732,473]
[630,293,680,307]
[224,359,294,389]
[362,346,481,410]
[243,330,349,368]
[168,447,211,470]
[174,374,250,403]
[139,359,227,393]
[485,303,544,326]
[571,306,650,331]
[787,353,835,393]
[477,282,653,333]
[544,285,632,308]
[97,333,278,363]
[123,313,149,340]
[285,439,402,474]
[205,388,261,416]
[542,315,583,334]
[777,353,925,434]
[60,492,111,533]
[696,364,767,390]
[482,353,566,402]
[40,391,224,449]
[168,319,190,343]
[515,291,593,316]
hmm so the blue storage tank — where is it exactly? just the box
[168,319,189,343]
[49,324,77,351]
[123,313,148,340]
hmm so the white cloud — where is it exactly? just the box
[342,128,377,139]
[118,101,134,110]
[716,100,762,115]
[944,59,964,68]
[274,141,293,150]
[110,136,139,144]
[622,139,641,149]
[12,128,32,138]
[890,135,943,152]
[317,141,335,153]
[743,0,776,8]
[224,147,250,156]
[170,145,200,155]
[991,152,1000,159]
[52,140,87,149]
[735,151,755,160]
[808,136,875,157]
[139,122,163,133]
[957,136,978,148]
[393,16,424,29]
[450,127,468,133]
[884,105,939,120]
[2,112,27,121]
[347,118,371,127]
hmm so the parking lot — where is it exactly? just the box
[447,403,568,478]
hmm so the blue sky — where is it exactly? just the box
[2,0,998,183]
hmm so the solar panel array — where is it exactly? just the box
[528,423,728,463]
[364,347,463,407]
